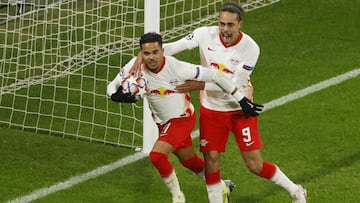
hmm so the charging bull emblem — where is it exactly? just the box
[210,62,234,74]
[150,87,176,97]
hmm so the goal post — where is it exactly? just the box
[0,0,279,151]
[142,0,160,154]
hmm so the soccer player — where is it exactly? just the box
[130,3,307,203]
[107,32,262,203]
[170,3,308,203]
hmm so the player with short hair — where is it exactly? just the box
[130,2,307,203]
[107,32,262,203]
[168,3,307,203]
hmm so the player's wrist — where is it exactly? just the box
[231,88,244,101]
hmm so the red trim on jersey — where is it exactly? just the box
[146,56,166,73]
[184,107,193,117]
[185,93,191,102]
[219,32,243,48]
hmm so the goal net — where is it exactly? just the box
[0,0,279,150]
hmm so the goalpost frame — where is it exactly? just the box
[142,0,160,154]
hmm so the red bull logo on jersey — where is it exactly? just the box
[150,87,176,97]
[210,62,234,74]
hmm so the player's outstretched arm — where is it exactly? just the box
[175,79,254,102]
[193,66,263,117]
[175,80,205,92]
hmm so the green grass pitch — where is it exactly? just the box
[1,0,360,202]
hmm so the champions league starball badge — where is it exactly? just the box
[186,33,194,40]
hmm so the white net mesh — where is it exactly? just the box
[0,0,279,149]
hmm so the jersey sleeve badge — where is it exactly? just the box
[185,33,194,40]
[242,64,254,71]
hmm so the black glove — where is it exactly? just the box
[111,86,137,103]
[239,97,264,117]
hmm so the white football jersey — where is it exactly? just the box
[141,57,196,124]
[109,56,240,124]
[164,26,260,111]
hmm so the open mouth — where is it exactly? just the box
[222,33,232,42]
[147,61,157,67]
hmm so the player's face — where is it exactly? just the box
[141,42,164,71]
[218,11,242,46]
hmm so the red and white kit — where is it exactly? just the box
[107,55,244,148]
[164,26,262,151]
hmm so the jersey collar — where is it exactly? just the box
[146,56,166,73]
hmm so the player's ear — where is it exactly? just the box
[238,20,243,29]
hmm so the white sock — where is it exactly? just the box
[162,170,183,198]
[196,170,205,181]
[206,182,223,203]
[270,166,299,195]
